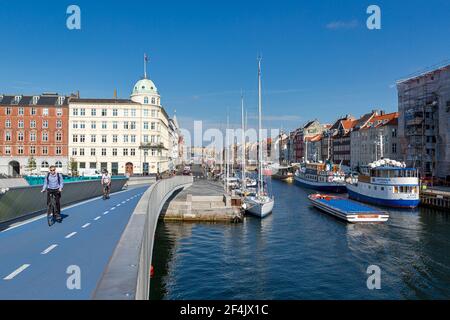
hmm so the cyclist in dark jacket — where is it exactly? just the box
[41,166,64,221]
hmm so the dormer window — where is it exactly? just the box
[57,96,65,105]
[14,96,21,104]
[32,96,39,105]
[144,97,149,104]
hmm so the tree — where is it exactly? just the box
[69,158,78,176]
[27,156,37,174]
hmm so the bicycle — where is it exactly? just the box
[47,192,60,226]
[103,184,111,200]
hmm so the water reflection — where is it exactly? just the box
[151,180,450,300]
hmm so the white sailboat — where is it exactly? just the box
[244,57,275,218]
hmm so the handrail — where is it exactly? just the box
[93,175,193,300]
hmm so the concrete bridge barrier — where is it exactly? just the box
[0,178,128,226]
[93,175,193,300]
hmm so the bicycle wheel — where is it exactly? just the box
[47,202,55,226]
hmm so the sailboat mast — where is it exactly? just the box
[258,57,263,195]
[241,93,246,190]
[226,114,230,192]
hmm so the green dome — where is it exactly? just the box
[132,78,158,95]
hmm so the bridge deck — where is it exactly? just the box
[0,186,148,300]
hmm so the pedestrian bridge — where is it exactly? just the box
[0,176,193,300]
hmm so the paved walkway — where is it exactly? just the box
[0,186,148,300]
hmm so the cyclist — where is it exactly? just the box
[101,169,112,200]
[41,166,64,222]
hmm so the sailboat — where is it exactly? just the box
[243,57,275,218]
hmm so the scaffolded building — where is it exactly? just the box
[397,63,450,180]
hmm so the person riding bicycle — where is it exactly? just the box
[41,166,64,222]
[101,169,112,199]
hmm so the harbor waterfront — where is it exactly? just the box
[150,179,450,300]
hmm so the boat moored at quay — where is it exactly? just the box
[294,161,347,193]
[347,159,420,209]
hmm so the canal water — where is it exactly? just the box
[150,179,450,300]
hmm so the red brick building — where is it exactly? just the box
[0,93,70,176]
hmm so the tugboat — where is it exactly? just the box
[308,194,389,223]
[294,160,347,193]
[347,159,420,209]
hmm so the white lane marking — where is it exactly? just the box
[41,244,58,255]
[103,211,109,215]
[110,207,116,211]
[65,232,77,239]
[94,216,101,221]
[116,204,121,207]
[82,223,91,228]
[1,187,148,234]
[122,201,126,204]
[4,264,31,280]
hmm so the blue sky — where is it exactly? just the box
[1,0,450,132]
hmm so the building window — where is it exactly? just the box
[112,148,118,156]
[73,135,78,143]
[5,146,11,155]
[151,122,156,130]
[56,120,62,129]
[73,108,78,116]
[143,109,149,117]
[102,121,107,129]
[58,96,65,105]
[91,109,97,116]
[80,121,86,129]
[123,135,129,143]
[102,135,107,143]
[43,120,49,129]
[5,120,11,128]
[144,135,149,143]
[151,97,156,104]
[18,107,24,116]
[73,121,78,129]
[392,143,397,154]
[72,148,77,156]
[91,148,96,156]
[80,148,85,156]
[123,122,129,130]
[41,161,49,168]
[5,131,11,141]
[55,160,63,167]
[123,149,128,156]
[18,146,24,155]
[102,109,107,116]
[113,121,118,129]
[91,135,96,143]
[79,162,86,169]
[131,135,136,143]
[144,122,149,130]
[56,108,63,116]
[130,121,136,130]
[80,108,86,116]
[124,109,129,117]
[43,108,49,116]
[144,97,149,104]
[80,134,85,143]
[30,146,36,155]
[32,97,39,105]
[30,132,36,142]
[113,109,118,116]
[18,132,24,141]
[91,121,96,129]
[42,147,48,155]
[130,148,136,156]
[113,135,118,143]
[6,107,12,115]
[131,109,137,117]
[56,132,62,142]
[151,110,156,117]
[101,148,107,156]
[90,162,97,169]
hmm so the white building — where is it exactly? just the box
[68,72,170,176]
[168,114,181,171]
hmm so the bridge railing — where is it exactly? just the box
[93,175,193,300]
[0,178,128,226]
